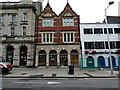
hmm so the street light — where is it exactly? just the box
[104,1,114,75]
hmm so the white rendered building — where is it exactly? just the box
[80,23,120,69]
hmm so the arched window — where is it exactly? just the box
[38,50,46,66]
[70,50,79,66]
[60,50,68,66]
[49,50,57,66]
[6,45,14,64]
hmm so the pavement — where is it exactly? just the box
[2,67,119,78]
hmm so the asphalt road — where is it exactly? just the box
[1,78,120,90]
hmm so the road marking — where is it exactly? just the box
[13,81,61,84]
[14,82,47,84]
[48,82,60,85]
[84,78,118,80]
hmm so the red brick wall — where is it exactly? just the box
[35,3,80,44]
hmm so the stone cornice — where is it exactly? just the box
[0,4,36,10]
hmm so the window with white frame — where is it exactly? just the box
[63,32,75,43]
[0,28,2,35]
[63,18,74,26]
[95,42,104,49]
[11,28,15,36]
[12,15,16,22]
[42,33,53,43]
[43,18,53,26]
[23,27,26,35]
[104,28,113,34]
[84,28,93,34]
[114,28,120,34]
[23,13,27,21]
[84,42,94,49]
[0,15,4,22]
[94,28,103,34]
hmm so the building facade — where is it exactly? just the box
[0,0,43,67]
[80,23,120,69]
[35,2,81,67]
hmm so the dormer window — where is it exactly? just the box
[63,18,73,26]
[43,18,53,26]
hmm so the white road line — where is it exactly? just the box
[14,82,47,84]
[13,81,61,85]
[48,82,60,85]
[84,78,118,80]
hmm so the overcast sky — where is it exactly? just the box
[1,0,119,23]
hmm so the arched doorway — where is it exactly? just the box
[38,50,46,66]
[98,56,105,68]
[49,50,57,66]
[60,50,68,66]
[20,46,27,66]
[108,56,116,68]
[70,50,79,66]
[6,45,14,64]
[87,56,94,68]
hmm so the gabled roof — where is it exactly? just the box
[59,2,78,17]
[103,16,120,24]
[39,2,57,17]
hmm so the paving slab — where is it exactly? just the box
[2,67,119,78]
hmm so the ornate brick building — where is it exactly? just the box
[35,2,81,67]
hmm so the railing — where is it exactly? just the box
[80,57,120,70]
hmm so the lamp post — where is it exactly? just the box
[104,1,114,75]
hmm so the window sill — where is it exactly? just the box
[42,26,53,27]
[42,42,53,44]
[21,20,28,22]
[63,42,74,43]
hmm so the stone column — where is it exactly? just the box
[46,54,49,67]
[35,54,38,67]
[13,48,19,66]
[68,53,70,65]
[57,54,60,66]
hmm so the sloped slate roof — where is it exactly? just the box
[103,16,120,24]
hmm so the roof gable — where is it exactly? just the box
[39,3,57,17]
[59,3,78,17]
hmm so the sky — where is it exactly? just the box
[1,0,120,23]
